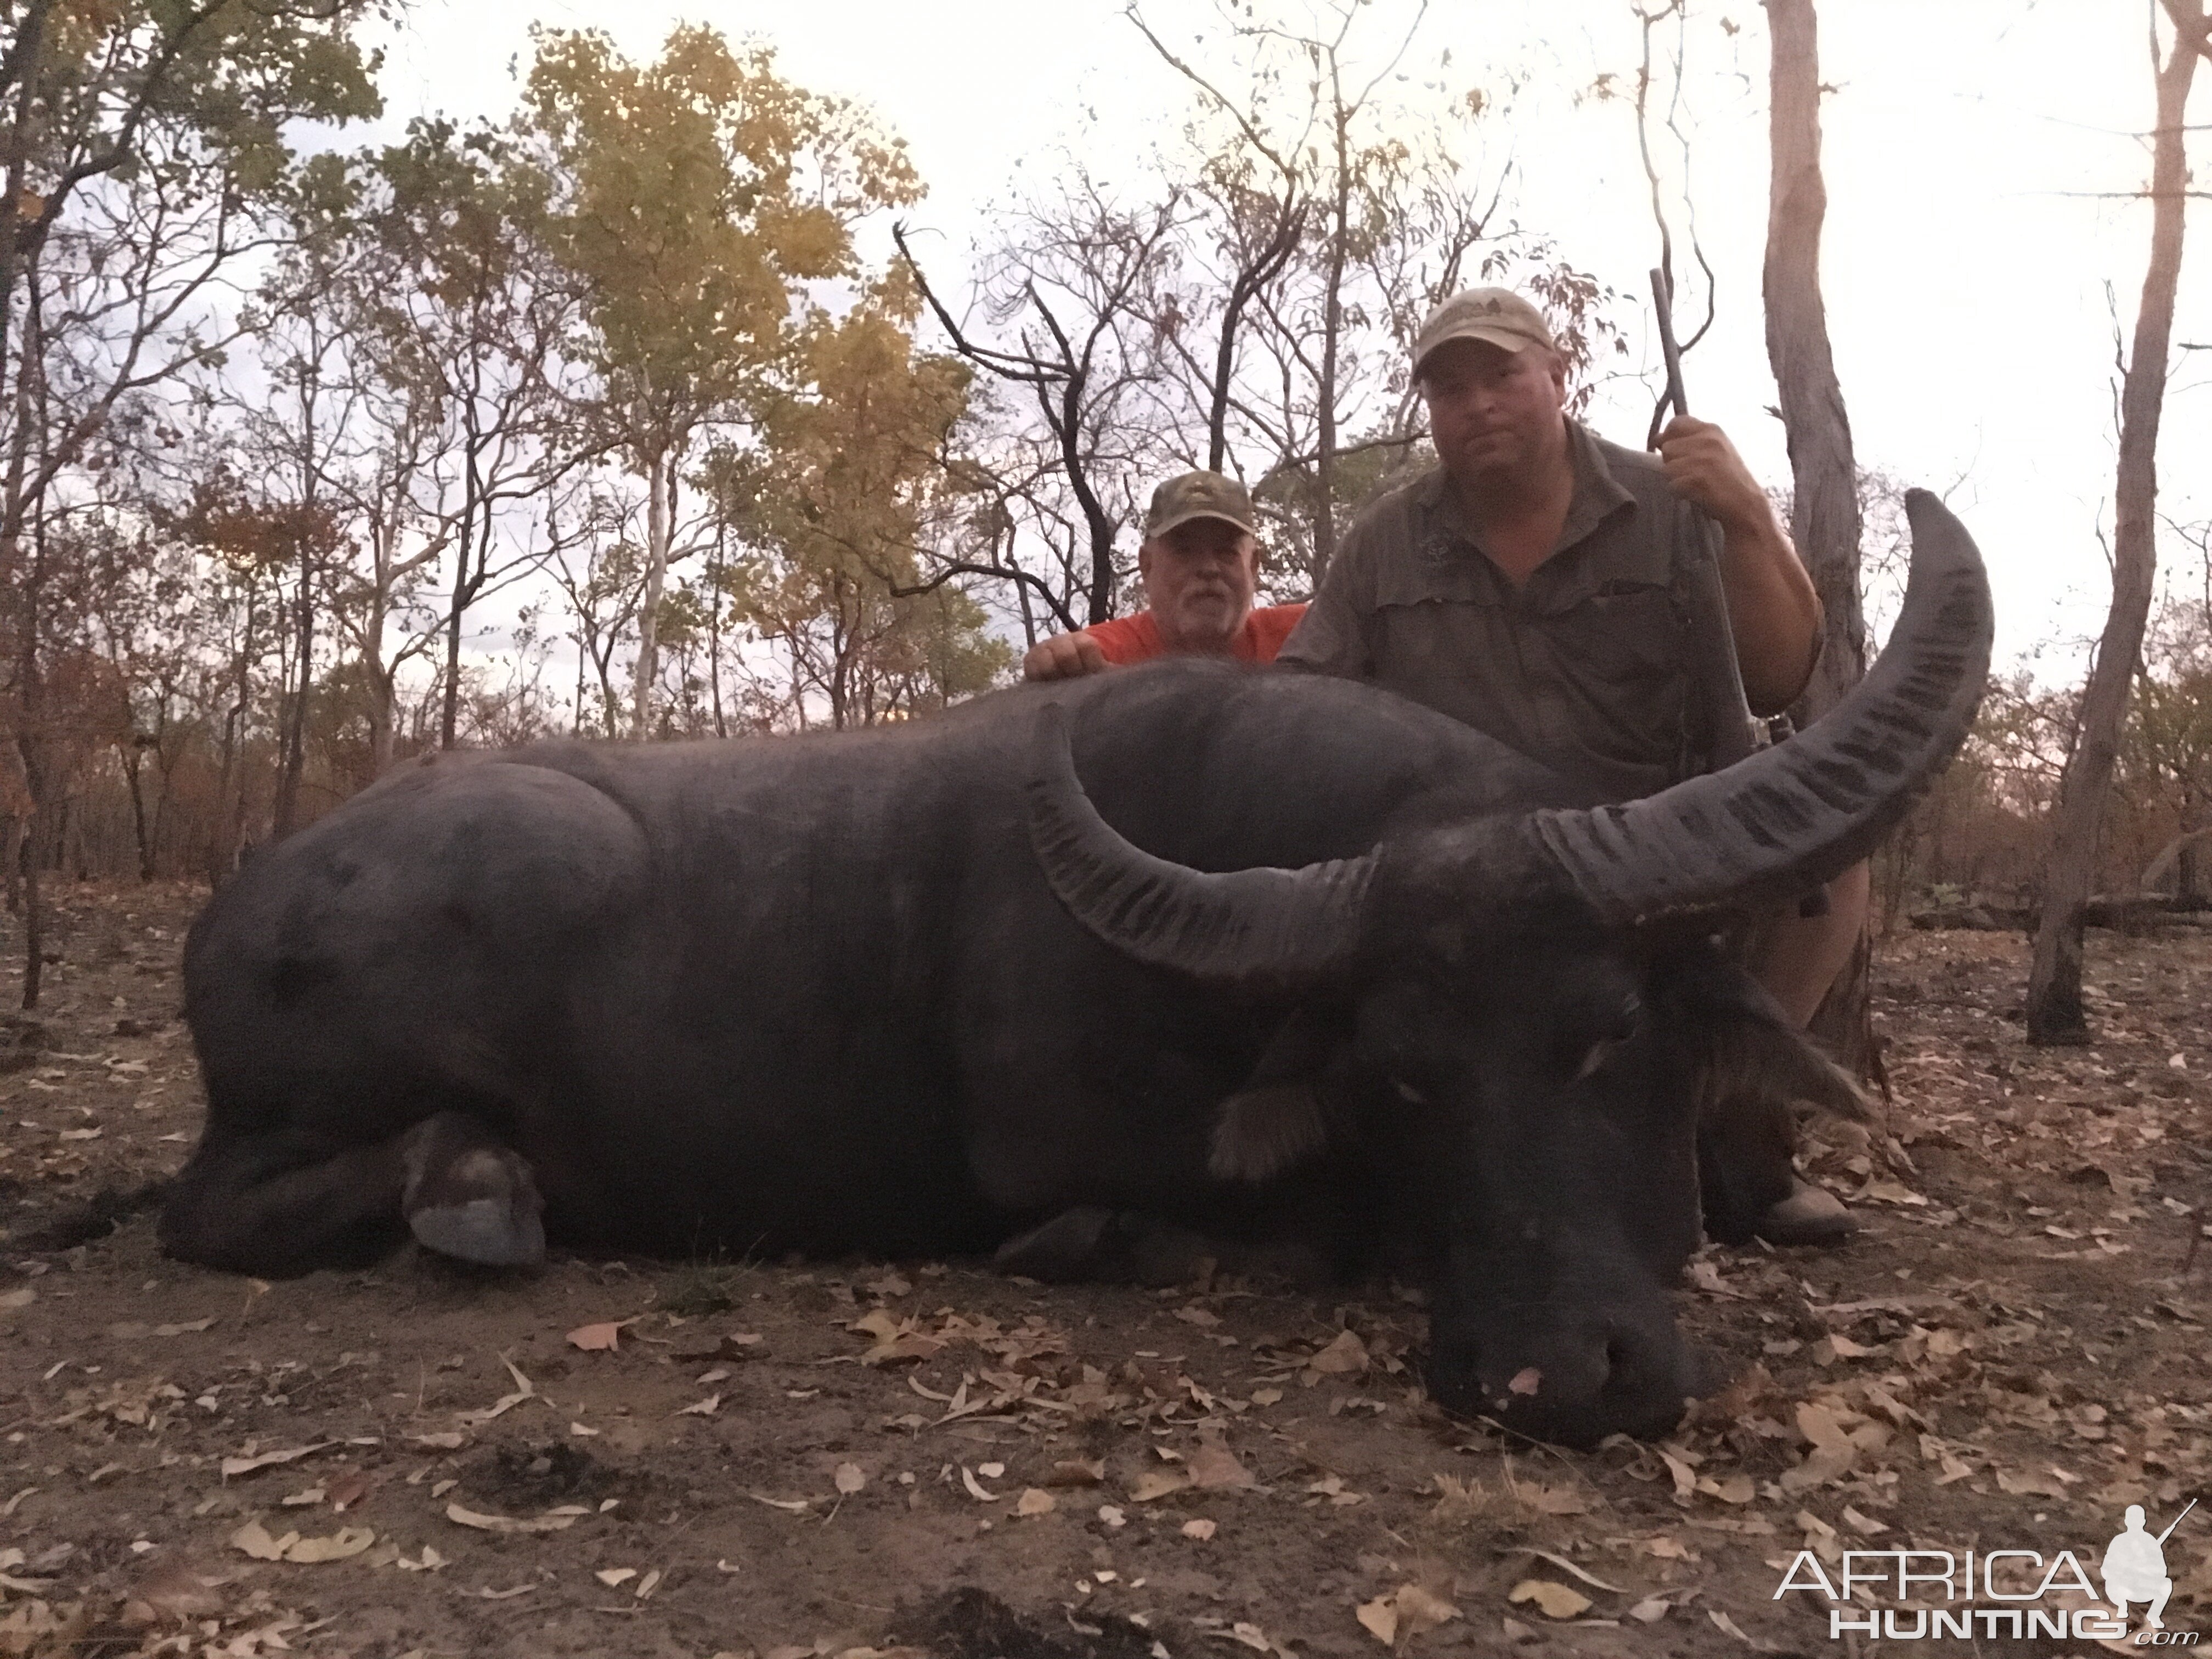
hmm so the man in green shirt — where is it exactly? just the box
[1280,286,1865,1245]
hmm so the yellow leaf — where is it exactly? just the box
[284,1527,374,1563]
[1127,1470,1191,1503]
[1306,1330,1369,1374]
[1508,1579,1591,1620]
[1015,1487,1056,1516]
[1355,1595,1397,1645]
[566,1322,625,1352]
[228,1520,296,1561]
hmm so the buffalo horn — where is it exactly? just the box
[1522,489,1993,924]
[1026,703,1374,987]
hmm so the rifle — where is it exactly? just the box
[2156,1498,2198,1547]
[1649,266,1763,774]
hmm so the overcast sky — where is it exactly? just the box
[363,0,2208,684]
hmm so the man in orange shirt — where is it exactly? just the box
[1021,471,1306,680]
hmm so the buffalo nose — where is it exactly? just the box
[1428,1313,1693,1448]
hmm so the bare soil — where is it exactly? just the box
[1,882,2208,1659]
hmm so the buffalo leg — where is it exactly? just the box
[400,1112,545,1268]
[161,1127,413,1276]
[161,1111,543,1277]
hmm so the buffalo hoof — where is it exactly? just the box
[402,1130,546,1268]
[1750,1178,1857,1249]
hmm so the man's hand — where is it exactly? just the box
[1656,415,1775,534]
[1022,630,1110,682]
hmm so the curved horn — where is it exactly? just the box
[1026,703,1374,987]
[1523,489,1992,924]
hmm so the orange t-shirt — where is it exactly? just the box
[1083,603,1308,666]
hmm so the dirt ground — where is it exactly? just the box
[1,882,2208,1659]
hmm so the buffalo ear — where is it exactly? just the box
[1211,1082,1328,1183]
[1207,1007,1348,1183]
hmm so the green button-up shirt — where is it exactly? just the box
[1278,420,1735,803]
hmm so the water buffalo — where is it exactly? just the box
[161,492,1989,1446]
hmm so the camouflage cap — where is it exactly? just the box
[1144,470,1259,541]
[1412,287,1557,376]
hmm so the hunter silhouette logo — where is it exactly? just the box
[2106,1500,2196,1634]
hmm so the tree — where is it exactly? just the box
[1,0,382,1001]
[521,25,922,737]
[713,281,1007,729]
[2027,0,2205,1043]
[1758,0,1880,1075]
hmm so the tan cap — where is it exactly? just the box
[1412,287,1556,376]
[1144,470,1259,541]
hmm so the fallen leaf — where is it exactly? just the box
[959,1466,999,1503]
[634,1568,661,1600]
[1249,1387,1283,1406]
[409,1432,465,1451]
[0,1288,32,1311]
[1046,1458,1105,1487]
[1629,1596,1671,1623]
[977,1462,1006,1479]
[395,1546,447,1573]
[1182,1518,1216,1540]
[1508,1579,1591,1621]
[1506,1366,1543,1396]
[1127,1470,1191,1503]
[1174,1305,1221,1327]
[125,1563,224,1621]
[674,1393,722,1417]
[1186,1442,1255,1491]
[228,1521,300,1562]
[1015,1488,1056,1517]
[834,1464,866,1496]
[595,1568,636,1588]
[444,1503,577,1535]
[566,1322,627,1352]
[747,1492,813,1513]
[1355,1595,1397,1646]
[326,1472,369,1511]
[284,1527,374,1563]
[1306,1329,1369,1375]
[1515,1549,1626,1593]
[222,1442,336,1480]
[1840,1504,1889,1537]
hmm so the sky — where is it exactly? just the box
[358,0,2210,686]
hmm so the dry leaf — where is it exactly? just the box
[409,1432,465,1451]
[674,1393,722,1417]
[1046,1458,1105,1487]
[444,1503,577,1535]
[1186,1442,1255,1491]
[1250,1386,1284,1406]
[1127,1470,1191,1503]
[959,1467,1000,1503]
[566,1322,625,1352]
[1182,1518,1217,1540]
[1174,1305,1221,1327]
[229,1521,295,1561]
[1355,1595,1397,1646]
[1629,1596,1671,1623]
[834,1464,866,1496]
[1506,1366,1543,1396]
[221,1442,335,1480]
[977,1462,1006,1479]
[1307,1329,1369,1375]
[1516,1549,1625,1593]
[1015,1488,1056,1516]
[1508,1579,1591,1621]
[746,1493,813,1514]
[595,1568,636,1588]
[284,1527,374,1563]
[396,1546,446,1573]
[0,1288,33,1311]
[326,1472,369,1511]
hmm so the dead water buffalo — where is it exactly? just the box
[161,493,1990,1446]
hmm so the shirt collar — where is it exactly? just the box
[1418,418,1637,554]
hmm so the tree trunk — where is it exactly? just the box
[123,746,153,883]
[632,449,673,738]
[272,549,313,837]
[2027,7,2201,1043]
[1762,0,1875,1073]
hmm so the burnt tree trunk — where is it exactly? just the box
[2027,4,2202,1043]
[1762,0,1876,1076]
